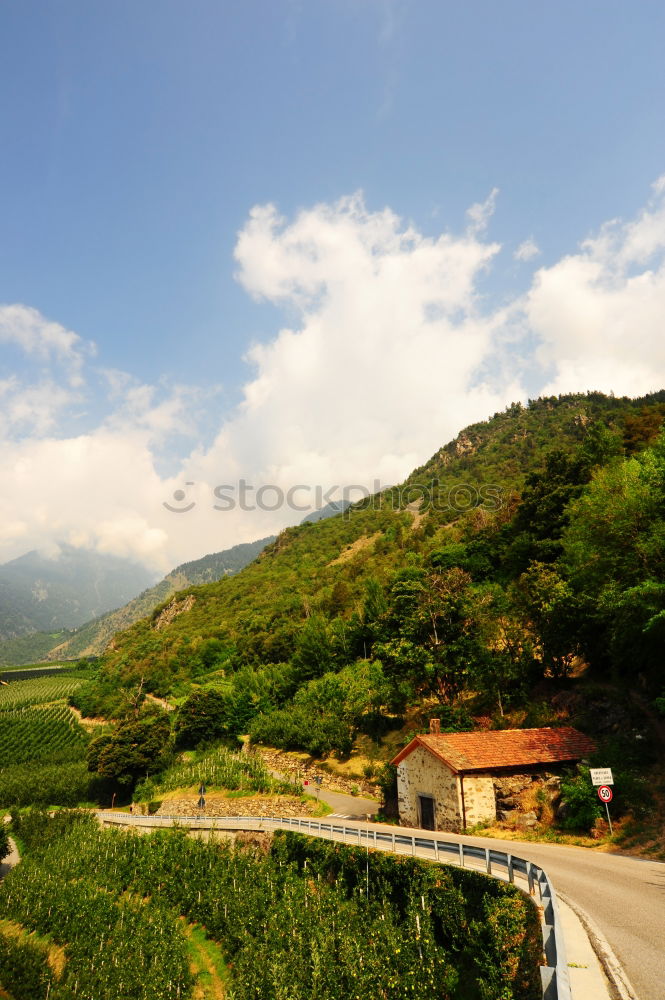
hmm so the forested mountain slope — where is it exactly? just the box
[0,536,274,665]
[75,391,665,761]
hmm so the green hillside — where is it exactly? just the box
[75,391,665,761]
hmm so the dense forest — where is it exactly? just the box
[70,392,664,810]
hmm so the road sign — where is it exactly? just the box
[590,767,614,786]
[598,785,613,803]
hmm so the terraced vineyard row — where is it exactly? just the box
[137,744,298,798]
[0,675,83,710]
[0,706,89,765]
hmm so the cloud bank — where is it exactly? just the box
[3,178,665,570]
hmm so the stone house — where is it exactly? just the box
[391,721,596,832]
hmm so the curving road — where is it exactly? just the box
[310,785,663,1000]
[422,828,664,1000]
[100,790,664,1000]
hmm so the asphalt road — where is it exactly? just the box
[296,785,665,1000]
[316,785,378,818]
[380,822,664,1000]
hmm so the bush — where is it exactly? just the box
[0,933,55,1000]
[559,767,601,831]
[249,706,354,756]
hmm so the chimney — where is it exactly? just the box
[429,719,441,735]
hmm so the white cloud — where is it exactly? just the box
[514,238,540,262]
[466,188,499,236]
[521,178,665,397]
[0,303,93,386]
[3,181,665,574]
[213,191,517,494]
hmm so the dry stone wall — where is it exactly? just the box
[252,747,377,797]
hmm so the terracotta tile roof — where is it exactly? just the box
[391,726,596,773]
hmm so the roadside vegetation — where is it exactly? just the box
[0,811,542,1000]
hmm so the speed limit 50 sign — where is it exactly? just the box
[598,785,613,803]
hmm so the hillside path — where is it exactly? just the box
[0,838,20,880]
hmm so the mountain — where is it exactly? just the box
[0,536,276,665]
[76,391,665,738]
[300,499,352,524]
[0,546,156,641]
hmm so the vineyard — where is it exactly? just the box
[0,675,84,711]
[0,706,89,765]
[0,811,541,1000]
[0,672,94,809]
[136,744,299,800]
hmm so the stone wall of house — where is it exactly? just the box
[493,771,564,829]
[462,773,496,827]
[396,746,461,831]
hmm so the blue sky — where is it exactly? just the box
[2,1,665,569]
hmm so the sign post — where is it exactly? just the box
[590,768,614,836]
[597,785,613,834]
[589,768,614,787]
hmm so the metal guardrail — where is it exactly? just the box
[99,812,571,1000]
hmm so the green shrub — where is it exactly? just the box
[559,767,601,831]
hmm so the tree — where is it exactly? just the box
[175,689,228,748]
[376,567,486,702]
[290,615,335,681]
[466,584,534,715]
[511,563,581,677]
[87,714,173,787]
[561,438,665,685]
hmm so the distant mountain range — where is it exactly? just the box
[0,536,276,665]
[0,546,156,641]
[300,499,351,523]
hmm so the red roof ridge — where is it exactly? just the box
[391,725,596,773]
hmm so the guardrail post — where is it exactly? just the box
[507,854,514,883]
[434,838,439,862]
[542,925,557,967]
[540,966,556,1000]
[458,843,464,867]
[485,848,491,874]
[411,837,416,856]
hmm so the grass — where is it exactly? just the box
[182,921,230,1000]
[0,917,66,980]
